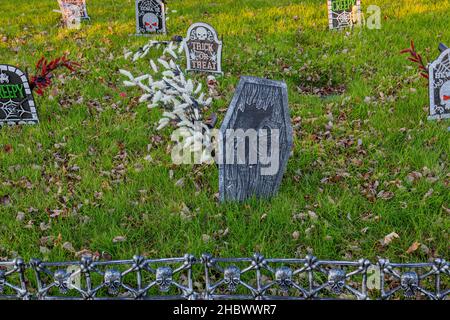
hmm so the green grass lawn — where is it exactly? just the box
[0,0,448,264]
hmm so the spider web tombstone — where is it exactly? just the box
[0,65,38,126]
[327,0,361,30]
[135,0,166,35]
[184,22,223,74]
[218,77,293,202]
[428,46,450,120]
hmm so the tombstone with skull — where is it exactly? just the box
[429,46,450,120]
[184,22,223,74]
[195,27,209,41]
[135,0,166,35]
[143,13,159,32]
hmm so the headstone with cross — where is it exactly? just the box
[428,43,450,121]
[135,0,166,35]
[218,77,293,202]
[184,22,223,74]
[327,0,361,30]
[0,65,38,126]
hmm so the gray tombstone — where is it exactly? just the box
[428,46,450,120]
[327,0,361,30]
[0,65,38,126]
[218,77,293,202]
[184,22,223,74]
[135,0,166,35]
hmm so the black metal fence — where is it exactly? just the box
[0,254,448,300]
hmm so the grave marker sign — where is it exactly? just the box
[327,0,361,30]
[219,77,293,202]
[428,47,450,120]
[184,22,223,74]
[0,65,38,125]
[135,0,166,35]
[58,0,90,27]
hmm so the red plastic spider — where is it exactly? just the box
[29,56,80,95]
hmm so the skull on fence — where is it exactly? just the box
[328,269,346,294]
[275,267,293,293]
[54,269,70,294]
[400,271,419,298]
[223,266,241,292]
[155,266,173,292]
[104,269,122,295]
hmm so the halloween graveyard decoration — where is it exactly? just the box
[184,23,223,74]
[400,40,429,81]
[57,0,90,28]
[327,0,361,30]
[29,56,80,96]
[428,43,450,120]
[0,56,79,126]
[120,41,217,164]
[135,0,166,35]
[60,0,89,19]
[0,65,38,125]
[218,77,293,202]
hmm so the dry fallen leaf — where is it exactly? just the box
[443,205,450,215]
[3,144,13,153]
[112,236,126,243]
[420,243,431,255]
[1,195,11,206]
[40,222,51,231]
[308,210,318,220]
[202,234,211,243]
[101,251,113,260]
[40,246,51,255]
[62,242,75,252]
[175,178,184,187]
[377,190,394,200]
[406,242,421,254]
[380,232,399,246]
[16,212,25,221]
[75,249,94,258]
[423,188,433,200]
[406,171,422,183]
